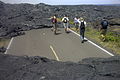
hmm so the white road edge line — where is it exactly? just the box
[68,28,114,56]
[4,37,14,54]
[50,45,60,61]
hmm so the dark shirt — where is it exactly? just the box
[51,18,57,23]
[101,20,109,29]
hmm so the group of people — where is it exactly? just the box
[50,15,109,43]
[51,15,70,34]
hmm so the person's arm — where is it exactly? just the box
[84,21,87,27]
[51,17,53,23]
[56,18,58,23]
[62,18,64,22]
[107,21,111,29]
[78,21,81,28]
[67,17,69,22]
[100,21,103,30]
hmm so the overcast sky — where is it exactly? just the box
[1,0,120,5]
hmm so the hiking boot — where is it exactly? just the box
[81,40,84,43]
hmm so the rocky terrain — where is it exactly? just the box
[0,54,120,80]
[0,1,120,38]
[0,1,120,80]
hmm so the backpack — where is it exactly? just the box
[103,21,108,26]
[80,21,85,29]
[102,20,108,29]
[63,18,68,23]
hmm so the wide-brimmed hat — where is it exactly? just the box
[80,17,84,20]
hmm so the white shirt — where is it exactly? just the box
[62,17,69,22]
[79,20,87,27]
[74,17,78,23]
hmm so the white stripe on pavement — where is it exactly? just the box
[68,28,114,56]
[4,38,14,54]
[50,45,60,61]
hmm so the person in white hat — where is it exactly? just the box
[79,17,87,43]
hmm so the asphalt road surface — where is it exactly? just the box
[6,28,113,62]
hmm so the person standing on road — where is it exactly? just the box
[100,17,109,41]
[62,15,69,33]
[51,15,58,34]
[79,17,87,43]
[74,17,79,32]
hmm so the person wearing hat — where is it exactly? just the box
[79,17,87,43]
[62,15,69,33]
[51,15,58,34]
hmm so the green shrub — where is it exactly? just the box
[106,35,116,42]
[106,32,120,42]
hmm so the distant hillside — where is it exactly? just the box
[0,1,120,38]
[97,4,120,6]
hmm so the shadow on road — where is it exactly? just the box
[66,31,71,34]
[55,33,62,35]
[83,39,88,43]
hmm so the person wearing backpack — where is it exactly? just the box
[62,15,69,33]
[51,15,58,34]
[100,18,109,41]
[79,17,87,43]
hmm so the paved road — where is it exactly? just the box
[6,28,112,62]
